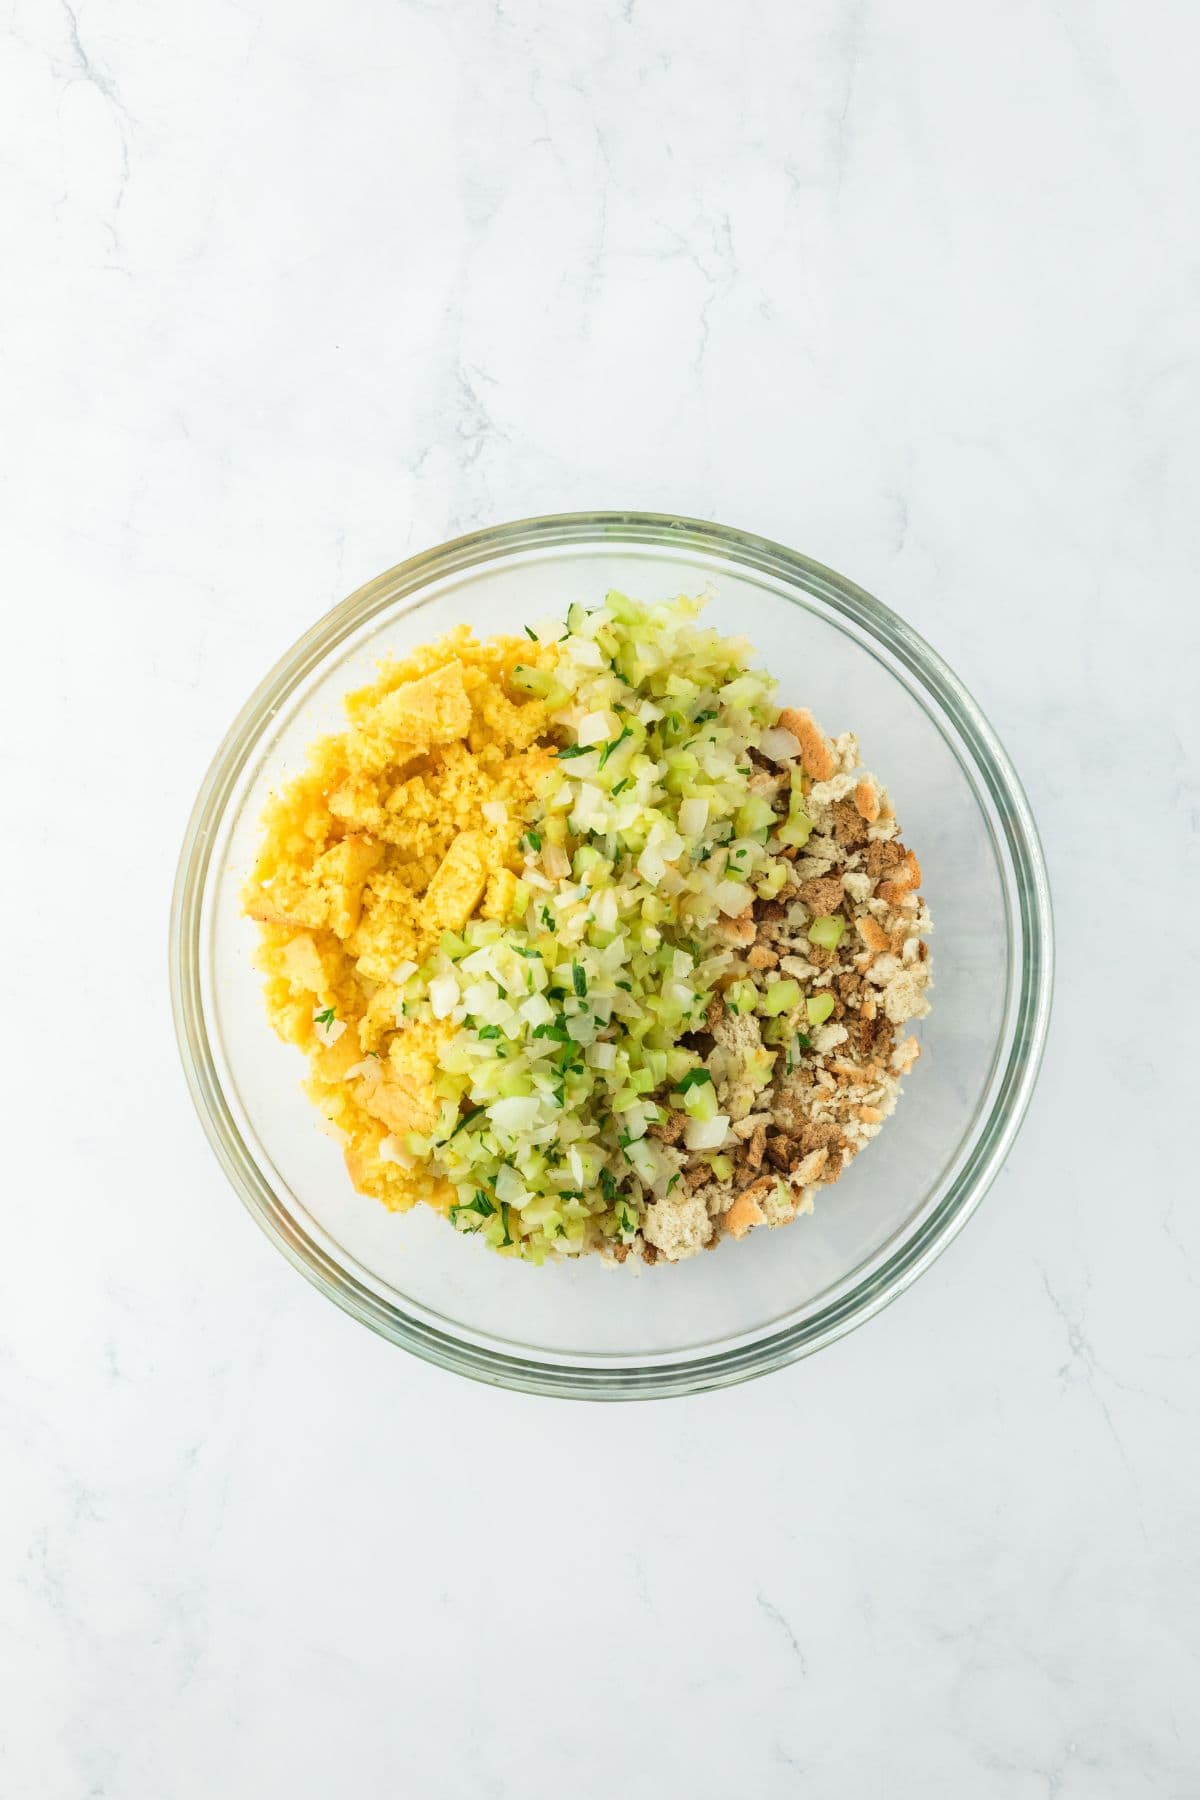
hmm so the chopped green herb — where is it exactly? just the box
[615,979,633,992]
[693,709,717,723]
[673,1067,712,1094]
[556,743,591,760]
[523,624,537,640]
[531,1020,571,1042]
[598,726,632,769]
[666,1172,681,1193]
[447,1106,484,1141]
[541,906,556,932]
[600,1168,619,1203]
[572,962,587,997]
[499,1201,513,1247]
[449,1190,495,1229]
[522,829,542,853]
[477,1024,502,1040]
[513,944,542,959]
[314,1007,336,1028]
[611,777,631,795]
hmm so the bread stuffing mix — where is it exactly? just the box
[244,593,931,1263]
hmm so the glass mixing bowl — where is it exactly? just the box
[171,513,1052,1398]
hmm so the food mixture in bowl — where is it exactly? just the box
[244,593,932,1263]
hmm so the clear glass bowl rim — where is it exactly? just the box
[170,510,1054,1400]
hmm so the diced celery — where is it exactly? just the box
[682,1082,718,1122]
[735,794,776,838]
[778,802,814,848]
[724,979,758,1014]
[755,860,790,899]
[760,979,801,1017]
[808,914,845,950]
[603,590,642,624]
[806,992,836,1025]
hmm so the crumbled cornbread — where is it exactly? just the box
[244,627,557,1215]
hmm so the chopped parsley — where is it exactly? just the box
[446,1105,484,1141]
[611,777,631,795]
[556,743,591,760]
[598,725,632,769]
[600,1168,620,1204]
[477,1024,502,1040]
[572,962,587,997]
[673,1067,712,1094]
[499,1201,513,1247]
[314,1007,336,1028]
[522,829,542,853]
[524,624,538,640]
[449,1190,495,1230]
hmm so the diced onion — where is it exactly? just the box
[577,710,615,745]
[715,880,751,915]
[677,797,708,837]
[429,974,459,1019]
[684,1114,730,1151]
[759,726,801,761]
[489,1096,542,1135]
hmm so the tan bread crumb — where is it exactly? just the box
[723,1180,771,1238]
[877,850,922,906]
[643,1187,713,1260]
[791,1146,829,1187]
[718,910,756,946]
[777,707,834,781]
[854,777,880,822]
[858,916,891,956]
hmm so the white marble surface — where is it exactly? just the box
[3,0,1198,1793]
